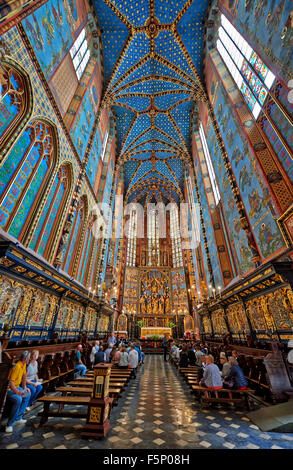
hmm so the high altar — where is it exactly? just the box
[141,327,172,338]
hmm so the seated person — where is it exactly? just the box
[5,350,31,434]
[219,355,231,379]
[26,350,43,409]
[195,346,204,366]
[200,355,222,389]
[179,345,189,367]
[95,346,106,364]
[223,357,248,390]
[188,345,196,366]
[75,344,87,376]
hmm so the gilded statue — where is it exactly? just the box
[140,295,146,314]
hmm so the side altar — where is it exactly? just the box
[140,327,171,339]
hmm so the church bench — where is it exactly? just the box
[67,380,126,390]
[191,385,254,410]
[37,395,114,425]
[56,386,122,405]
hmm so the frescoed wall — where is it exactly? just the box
[23,0,87,80]
[209,77,285,261]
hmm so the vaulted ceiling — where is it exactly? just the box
[93,0,209,204]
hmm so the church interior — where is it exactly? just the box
[0,0,293,452]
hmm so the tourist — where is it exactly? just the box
[232,350,239,365]
[195,346,204,366]
[179,344,189,367]
[223,357,248,390]
[75,344,87,376]
[5,350,31,434]
[118,347,129,369]
[110,346,117,363]
[105,345,113,363]
[112,345,121,365]
[108,332,116,347]
[200,355,222,389]
[90,341,100,368]
[26,350,43,409]
[162,334,169,362]
[128,344,139,378]
[95,345,106,364]
[219,355,231,379]
[188,345,196,366]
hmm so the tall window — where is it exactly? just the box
[70,29,90,81]
[29,164,71,259]
[170,206,183,268]
[217,14,275,119]
[0,63,27,148]
[199,123,221,205]
[126,209,137,267]
[148,209,159,266]
[100,130,109,163]
[0,121,55,239]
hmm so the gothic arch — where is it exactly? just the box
[0,58,33,159]
[0,118,59,243]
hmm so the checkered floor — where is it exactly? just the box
[1,356,293,449]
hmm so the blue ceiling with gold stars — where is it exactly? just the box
[93,0,209,203]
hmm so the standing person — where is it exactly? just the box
[26,350,43,409]
[104,345,113,363]
[75,344,87,376]
[128,344,139,378]
[195,346,204,366]
[5,350,31,434]
[200,355,222,389]
[162,334,169,362]
[108,332,116,347]
[232,350,239,365]
[118,347,129,369]
[90,341,100,368]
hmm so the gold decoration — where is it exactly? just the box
[89,407,101,423]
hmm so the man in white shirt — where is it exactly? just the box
[128,344,139,378]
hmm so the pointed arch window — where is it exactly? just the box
[29,164,72,259]
[0,121,55,240]
[0,62,28,148]
[62,198,86,275]
[170,206,183,268]
[216,14,275,119]
[199,122,221,205]
[126,209,137,267]
[148,208,159,266]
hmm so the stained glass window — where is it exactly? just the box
[217,14,275,119]
[0,121,54,240]
[126,209,137,267]
[29,165,70,258]
[148,208,159,266]
[0,63,26,148]
[70,28,90,81]
[62,198,85,274]
[170,206,183,268]
[199,123,221,205]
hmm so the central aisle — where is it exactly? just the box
[1,356,293,449]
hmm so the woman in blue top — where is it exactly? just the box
[224,357,248,390]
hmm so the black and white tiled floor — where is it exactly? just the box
[1,355,293,449]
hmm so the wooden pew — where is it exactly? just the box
[191,385,254,410]
[56,386,122,405]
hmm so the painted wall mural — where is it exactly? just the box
[70,84,96,159]
[229,0,293,82]
[23,0,77,80]
[212,81,284,260]
[206,120,254,275]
